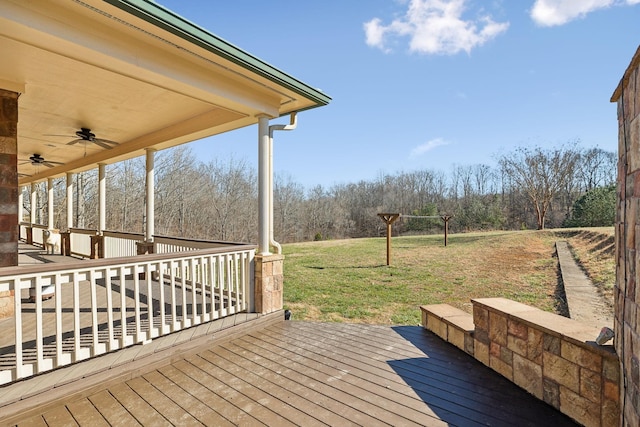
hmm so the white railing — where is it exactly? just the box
[19,223,27,242]
[31,224,47,247]
[104,231,143,258]
[69,228,94,258]
[154,235,232,253]
[0,245,255,385]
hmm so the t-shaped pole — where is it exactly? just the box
[378,213,401,266]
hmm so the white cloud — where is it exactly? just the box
[530,0,638,26]
[364,0,509,55]
[410,138,450,157]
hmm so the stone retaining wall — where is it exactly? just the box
[611,44,640,427]
[422,298,619,427]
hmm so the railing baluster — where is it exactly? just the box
[180,259,188,328]
[119,266,129,347]
[233,253,240,313]
[218,255,225,317]
[73,271,81,361]
[55,273,64,367]
[3,244,254,385]
[225,254,232,315]
[105,269,115,351]
[133,267,141,342]
[201,256,209,322]
[169,260,177,332]
[89,269,99,354]
[207,255,217,320]
[159,261,167,334]
[190,258,198,324]
[13,278,23,380]
[35,274,44,372]
[146,263,156,339]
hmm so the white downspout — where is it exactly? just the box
[268,112,297,255]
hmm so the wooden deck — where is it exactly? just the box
[2,320,579,426]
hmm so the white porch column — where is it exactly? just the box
[258,115,270,255]
[66,172,73,230]
[98,163,106,233]
[47,178,54,229]
[145,149,155,242]
[30,183,36,226]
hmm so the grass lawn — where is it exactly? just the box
[283,228,615,325]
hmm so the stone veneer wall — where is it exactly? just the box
[254,254,284,314]
[422,298,620,427]
[0,89,19,319]
[611,44,640,427]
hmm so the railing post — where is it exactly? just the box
[60,232,71,256]
[90,235,104,259]
[136,241,154,255]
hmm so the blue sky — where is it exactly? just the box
[157,0,640,190]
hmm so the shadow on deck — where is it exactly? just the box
[2,320,578,426]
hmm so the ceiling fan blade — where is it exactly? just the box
[67,139,83,145]
[94,140,113,149]
[95,138,118,145]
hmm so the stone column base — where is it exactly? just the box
[254,254,284,314]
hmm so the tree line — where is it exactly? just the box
[25,142,616,243]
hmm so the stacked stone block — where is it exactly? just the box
[254,254,284,314]
[611,44,640,427]
[0,89,19,319]
[422,298,620,427]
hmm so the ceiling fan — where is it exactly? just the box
[66,128,119,149]
[19,154,64,168]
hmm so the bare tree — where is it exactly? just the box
[274,174,305,243]
[498,145,579,230]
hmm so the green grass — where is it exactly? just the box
[283,230,603,325]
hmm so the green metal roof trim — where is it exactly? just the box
[101,0,331,110]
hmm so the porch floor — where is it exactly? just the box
[3,320,578,426]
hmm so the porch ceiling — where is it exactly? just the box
[0,0,329,185]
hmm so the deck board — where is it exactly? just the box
[86,389,141,426]
[65,397,110,427]
[6,321,580,427]
[107,383,172,427]
[280,323,530,423]
[125,376,203,426]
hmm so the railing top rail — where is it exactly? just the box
[69,228,97,235]
[25,224,47,229]
[153,235,251,247]
[103,230,145,239]
[1,244,257,278]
